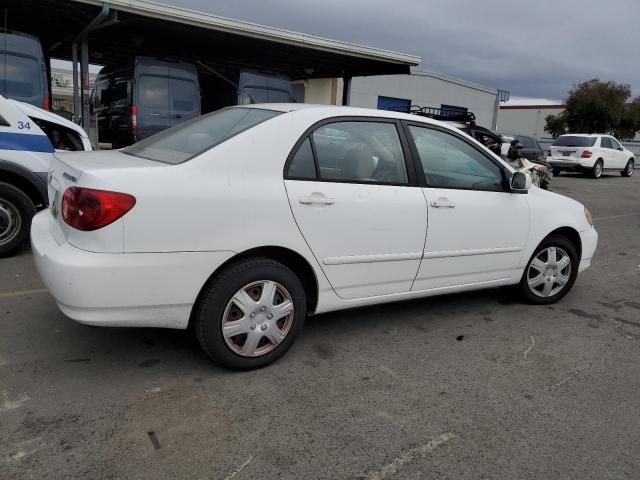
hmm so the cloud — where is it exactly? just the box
[169,0,640,100]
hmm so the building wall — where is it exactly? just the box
[301,78,344,105]
[50,67,97,116]
[348,71,499,128]
[497,106,564,140]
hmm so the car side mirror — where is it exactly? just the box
[619,147,624,151]
[510,171,532,192]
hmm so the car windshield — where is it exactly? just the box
[123,107,282,164]
[553,136,596,147]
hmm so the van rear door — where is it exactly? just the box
[136,71,171,140]
[0,33,48,109]
[168,65,200,127]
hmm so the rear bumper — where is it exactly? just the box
[550,158,594,169]
[30,210,235,329]
[578,226,598,273]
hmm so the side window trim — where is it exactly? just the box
[402,120,510,192]
[283,116,419,187]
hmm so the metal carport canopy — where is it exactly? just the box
[4,0,421,79]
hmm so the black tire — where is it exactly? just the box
[554,169,561,176]
[591,159,603,179]
[0,182,36,258]
[195,257,307,370]
[518,234,579,305]
[621,159,634,177]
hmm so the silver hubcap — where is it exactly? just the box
[0,199,22,247]
[594,162,602,176]
[527,247,572,298]
[222,280,294,357]
[626,162,634,175]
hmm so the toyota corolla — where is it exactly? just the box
[31,104,598,369]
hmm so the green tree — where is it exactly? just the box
[544,112,567,137]
[545,79,640,140]
[614,97,640,140]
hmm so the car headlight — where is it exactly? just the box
[584,207,593,226]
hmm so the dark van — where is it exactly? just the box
[91,57,200,148]
[200,69,294,113]
[0,31,50,110]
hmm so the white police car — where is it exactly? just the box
[0,95,91,256]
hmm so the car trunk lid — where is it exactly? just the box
[47,150,162,249]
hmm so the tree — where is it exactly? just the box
[545,79,640,140]
[544,112,567,137]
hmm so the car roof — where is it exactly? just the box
[559,133,600,137]
[244,103,459,128]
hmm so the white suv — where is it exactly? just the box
[548,134,635,179]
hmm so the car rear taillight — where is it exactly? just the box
[131,105,138,131]
[581,150,593,158]
[61,187,136,231]
[43,97,50,111]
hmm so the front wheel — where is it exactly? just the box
[621,159,634,177]
[195,258,307,370]
[0,182,36,258]
[519,235,579,304]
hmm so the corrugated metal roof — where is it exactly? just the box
[73,0,421,65]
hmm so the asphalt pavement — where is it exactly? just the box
[1,172,639,479]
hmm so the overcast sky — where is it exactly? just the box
[168,0,640,101]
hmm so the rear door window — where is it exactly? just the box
[0,54,40,98]
[600,137,611,149]
[139,75,169,109]
[310,121,408,184]
[169,78,197,111]
[123,107,281,164]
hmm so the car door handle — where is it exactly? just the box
[299,194,335,206]
[430,198,456,208]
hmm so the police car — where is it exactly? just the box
[0,95,91,257]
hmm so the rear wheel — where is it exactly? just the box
[621,159,634,177]
[0,182,36,258]
[195,258,306,370]
[519,235,579,304]
[591,159,603,179]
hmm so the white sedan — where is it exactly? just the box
[31,104,598,369]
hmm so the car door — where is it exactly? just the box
[517,136,537,160]
[608,137,626,168]
[405,123,530,291]
[532,139,545,161]
[284,118,428,300]
[599,137,614,168]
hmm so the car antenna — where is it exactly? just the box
[196,60,257,105]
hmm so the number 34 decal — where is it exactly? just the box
[17,121,31,130]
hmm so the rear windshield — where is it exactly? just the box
[122,107,282,164]
[553,136,596,147]
[0,54,41,98]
